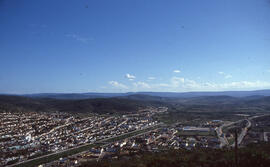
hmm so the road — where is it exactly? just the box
[231,119,251,147]
[216,120,242,148]
[216,124,229,148]
[217,114,270,148]
[264,132,269,142]
[232,114,270,147]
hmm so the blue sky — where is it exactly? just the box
[0,0,270,93]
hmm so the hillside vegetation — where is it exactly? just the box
[0,95,162,114]
[82,143,270,167]
[1,94,270,114]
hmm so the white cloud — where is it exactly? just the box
[218,71,232,79]
[173,70,181,73]
[125,74,136,81]
[216,81,270,89]
[108,81,128,89]
[171,77,185,87]
[157,83,170,87]
[170,77,201,89]
[107,75,270,92]
[225,74,232,79]
[154,77,270,91]
[148,77,156,80]
[65,33,93,43]
[133,82,151,89]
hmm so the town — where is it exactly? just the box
[1,106,270,167]
[0,107,166,166]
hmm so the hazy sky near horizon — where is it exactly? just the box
[1,0,270,94]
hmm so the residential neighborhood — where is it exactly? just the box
[0,107,166,166]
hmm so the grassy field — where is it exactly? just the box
[176,130,216,136]
[154,111,245,125]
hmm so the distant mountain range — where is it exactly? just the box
[20,89,270,99]
[1,89,270,114]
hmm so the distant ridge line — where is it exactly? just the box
[8,89,270,99]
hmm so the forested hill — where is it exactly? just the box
[1,94,270,114]
[0,95,163,114]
